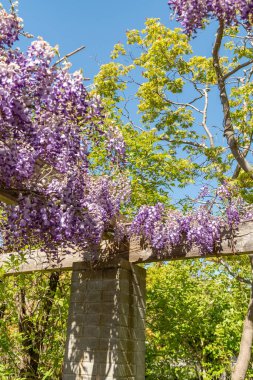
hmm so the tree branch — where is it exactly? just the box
[217,258,251,285]
[162,137,207,149]
[165,98,203,113]
[212,21,253,175]
[202,87,214,147]
[232,255,253,380]
[53,46,85,67]
[232,140,252,179]
[224,59,253,80]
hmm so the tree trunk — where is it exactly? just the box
[232,255,253,380]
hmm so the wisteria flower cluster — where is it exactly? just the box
[0,6,22,47]
[0,5,127,253]
[130,185,252,254]
[5,175,131,252]
[168,0,253,34]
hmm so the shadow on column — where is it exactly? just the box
[63,261,146,380]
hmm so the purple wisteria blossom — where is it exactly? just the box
[168,0,253,34]
[0,7,22,47]
[0,5,127,253]
[130,186,251,254]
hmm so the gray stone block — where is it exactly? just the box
[63,260,146,379]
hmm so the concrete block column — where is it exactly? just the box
[63,260,146,380]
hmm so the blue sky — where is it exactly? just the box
[7,0,171,77]
[2,1,215,78]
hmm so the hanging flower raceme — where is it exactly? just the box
[4,174,131,251]
[0,4,127,253]
[0,7,22,47]
[130,185,252,254]
[168,0,253,34]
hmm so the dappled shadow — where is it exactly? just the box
[0,238,130,275]
[62,261,146,379]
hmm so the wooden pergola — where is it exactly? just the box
[0,220,252,379]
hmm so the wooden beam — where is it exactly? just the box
[129,220,253,263]
[1,221,253,274]
[0,190,18,205]
[0,242,130,275]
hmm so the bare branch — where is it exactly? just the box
[217,258,251,285]
[224,59,253,80]
[202,87,214,147]
[162,137,207,149]
[166,99,202,113]
[188,94,205,104]
[53,46,86,67]
[120,104,146,132]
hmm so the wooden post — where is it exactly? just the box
[63,260,146,380]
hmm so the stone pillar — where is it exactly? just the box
[63,260,146,380]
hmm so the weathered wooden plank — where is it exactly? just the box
[129,220,253,263]
[1,221,253,274]
[0,241,130,274]
[0,190,18,205]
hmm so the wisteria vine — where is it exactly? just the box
[0,4,251,257]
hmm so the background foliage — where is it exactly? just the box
[146,258,252,379]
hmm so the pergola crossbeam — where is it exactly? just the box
[1,221,253,274]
